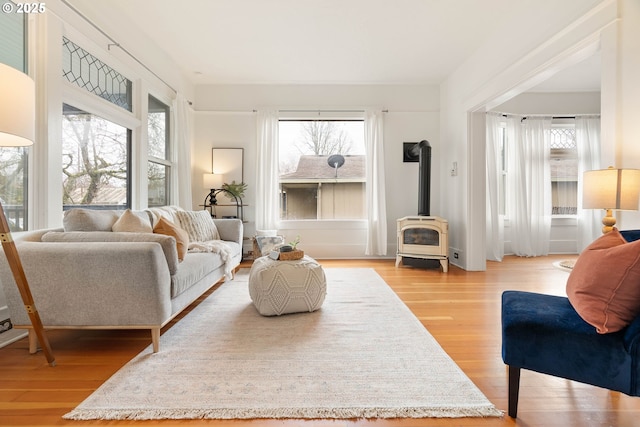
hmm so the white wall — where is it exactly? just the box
[600,0,640,230]
[193,84,439,258]
[495,92,600,115]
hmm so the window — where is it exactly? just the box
[62,37,133,111]
[147,95,171,207]
[550,125,577,215]
[0,148,28,231]
[279,120,365,220]
[0,1,26,72]
[499,119,578,217]
[0,5,28,230]
[62,104,131,209]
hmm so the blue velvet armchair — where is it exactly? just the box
[501,290,640,418]
[502,229,640,418]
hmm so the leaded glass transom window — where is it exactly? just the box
[550,127,576,149]
[62,37,132,111]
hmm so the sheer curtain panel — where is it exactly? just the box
[576,116,601,252]
[173,93,192,209]
[364,110,387,256]
[255,110,280,230]
[505,115,552,257]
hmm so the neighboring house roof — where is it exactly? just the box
[280,155,365,182]
[66,186,127,205]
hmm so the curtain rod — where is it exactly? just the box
[279,109,389,113]
[61,0,178,96]
[495,112,600,119]
[193,109,427,114]
[521,115,601,121]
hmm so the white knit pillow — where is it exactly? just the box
[176,210,220,242]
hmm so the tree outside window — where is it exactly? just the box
[62,104,131,209]
[0,7,28,230]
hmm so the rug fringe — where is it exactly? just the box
[63,406,503,420]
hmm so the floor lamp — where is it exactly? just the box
[583,166,640,234]
[0,63,55,366]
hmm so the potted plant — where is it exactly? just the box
[221,180,247,199]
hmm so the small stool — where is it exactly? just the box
[248,255,326,316]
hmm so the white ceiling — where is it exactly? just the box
[66,0,601,91]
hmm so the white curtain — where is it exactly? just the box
[364,110,387,255]
[255,109,280,230]
[172,93,193,209]
[505,115,552,256]
[576,116,601,252]
[486,112,504,261]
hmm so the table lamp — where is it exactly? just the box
[0,63,55,366]
[583,166,640,234]
[203,173,224,206]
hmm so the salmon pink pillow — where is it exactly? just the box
[153,217,189,261]
[566,228,640,333]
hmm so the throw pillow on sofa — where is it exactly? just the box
[176,210,220,242]
[112,209,153,233]
[153,217,189,261]
[63,208,122,231]
[566,227,640,333]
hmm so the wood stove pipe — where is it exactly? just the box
[408,140,431,216]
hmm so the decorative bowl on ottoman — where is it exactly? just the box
[248,255,326,316]
[278,249,304,260]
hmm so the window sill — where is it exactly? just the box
[277,220,368,230]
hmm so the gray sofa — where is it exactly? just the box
[0,206,243,353]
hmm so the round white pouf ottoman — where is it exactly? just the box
[248,255,327,316]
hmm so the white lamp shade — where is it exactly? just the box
[0,63,35,147]
[583,168,640,210]
[203,173,224,189]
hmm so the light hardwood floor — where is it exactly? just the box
[2,256,640,427]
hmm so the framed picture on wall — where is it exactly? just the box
[212,148,244,184]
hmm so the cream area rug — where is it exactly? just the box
[64,268,501,420]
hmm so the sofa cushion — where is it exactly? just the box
[566,228,640,333]
[176,210,220,242]
[63,208,122,231]
[170,252,223,298]
[153,217,189,261]
[112,209,153,233]
[42,231,180,275]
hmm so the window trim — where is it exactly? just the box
[146,94,172,207]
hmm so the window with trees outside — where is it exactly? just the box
[147,95,171,207]
[0,7,28,231]
[279,120,365,220]
[61,37,133,210]
[62,104,131,209]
